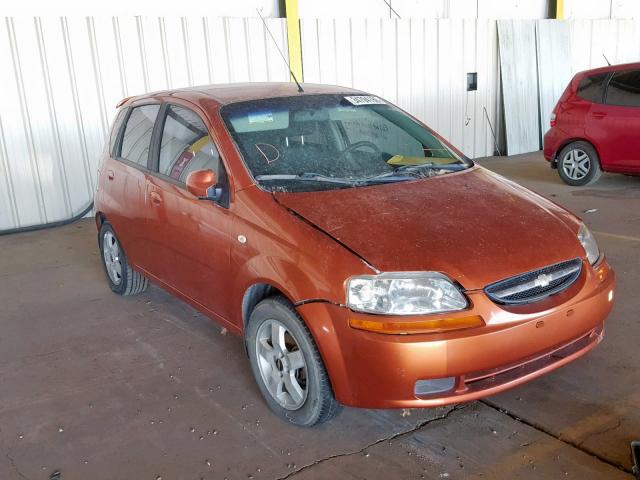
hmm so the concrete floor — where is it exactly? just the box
[0,152,638,480]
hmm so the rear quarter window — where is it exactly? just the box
[576,73,608,103]
[109,108,127,157]
[606,70,640,107]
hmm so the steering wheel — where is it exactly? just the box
[338,141,382,160]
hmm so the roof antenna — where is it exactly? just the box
[603,54,611,66]
[256,8,304,93]
[382,0,401,19]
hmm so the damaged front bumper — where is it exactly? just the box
[296,259,615,409]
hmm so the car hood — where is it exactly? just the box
[273,167,584,290]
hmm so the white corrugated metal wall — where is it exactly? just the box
[498,18,640,155]
[497,20,540,156]
[0,17,289,231]
[298,0,549,20]
[2,16,639,231]
[300,18,502,159]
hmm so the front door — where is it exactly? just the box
[145,104,234,321]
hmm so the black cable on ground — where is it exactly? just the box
[0,201,94,236]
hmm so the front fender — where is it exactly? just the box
[228,188,373,329]
[295,301,355,405]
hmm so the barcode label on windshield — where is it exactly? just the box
[344,95,385,106]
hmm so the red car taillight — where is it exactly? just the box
[550,112,557,127]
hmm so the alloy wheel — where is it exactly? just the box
[103,231,123,285]
[255,319,308,410]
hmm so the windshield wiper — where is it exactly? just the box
[256,171,425,187]
[255,173,359,186]
[256,166,465,188]
[356,171,418,183]
[360,164,465,183]
[393,162,467,173]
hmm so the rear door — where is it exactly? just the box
[145,103,234,320]
[108,104,160,272]
[586,69,640,172]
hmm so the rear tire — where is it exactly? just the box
[557,141,602,186]
[245,295,341,427]
[99,222,148,296]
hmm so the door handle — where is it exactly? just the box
[149,191,162,205]
[591,111,607,118]
[107,170,115,180]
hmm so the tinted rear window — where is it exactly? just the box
[606,70,640,107]
[576,73,608,103]
[120,105,160,167]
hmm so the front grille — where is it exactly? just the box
[484,258,582,305]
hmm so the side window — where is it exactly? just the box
[120,105,160,167]
[109,108,127,157]
[606,70,640,107]
[158,105,224,183]
[577,73,608,103]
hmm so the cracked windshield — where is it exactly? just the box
[221,94,471,192]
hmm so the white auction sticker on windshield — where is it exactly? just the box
[248,110,274,124]
[343,95,386,106]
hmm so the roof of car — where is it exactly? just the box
[578,61,640,77]
[123,82,365,107]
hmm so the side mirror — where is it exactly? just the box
[186,169,222,202]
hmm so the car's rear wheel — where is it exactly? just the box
[557,141,602,186]
[99,222,148,295]
[245,296,341,427]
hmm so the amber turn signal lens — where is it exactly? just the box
[595,263,609,283]
[349,315,484,335]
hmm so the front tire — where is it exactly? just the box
[246,296,341,427]
[557,141,602,186]
[99,222,148,296]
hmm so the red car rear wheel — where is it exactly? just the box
[557,141,603,186]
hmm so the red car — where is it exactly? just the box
[95,83,615,426]
[544,62,640,185]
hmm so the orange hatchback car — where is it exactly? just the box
[95,83,615,426]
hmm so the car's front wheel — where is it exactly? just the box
[557,141,602,186]
[99,222,148,295]
[246,296,341,426]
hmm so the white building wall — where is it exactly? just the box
[1,0,281,18]
[300,18,502,159]
[0,16,289,231]
[612,0,640,19]
[4,4,640,230]
[564,0,640,19]
[298,0,548,19]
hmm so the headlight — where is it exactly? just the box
[347,272,468,315]
[577,223,600,265]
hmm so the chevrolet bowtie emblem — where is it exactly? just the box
[534,273,553,288]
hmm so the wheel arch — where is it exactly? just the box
[95,211,106,229]
[241,282,288,332]
[233,252,345,331]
